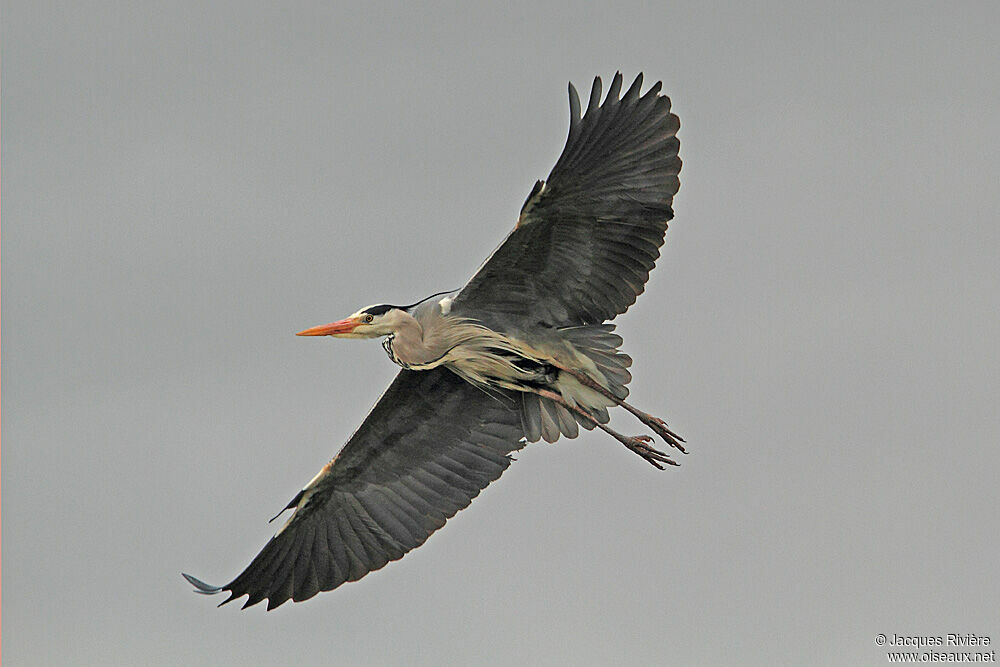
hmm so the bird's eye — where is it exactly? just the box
[363,314,374,323]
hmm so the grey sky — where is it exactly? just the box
[4,2,999,665]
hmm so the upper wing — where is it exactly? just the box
[183,367,524,610]
[454,73,681,328]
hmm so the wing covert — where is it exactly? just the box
[454,72,681,328]
[184,368,524,610]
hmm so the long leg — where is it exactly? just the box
[554,363,686,453]
[528,387,678,470]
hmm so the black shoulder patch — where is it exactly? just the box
[519,179,546,216]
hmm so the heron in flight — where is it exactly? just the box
[184,72,683,610]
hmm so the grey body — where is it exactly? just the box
[184,72,683,610]
[377,292,630,443]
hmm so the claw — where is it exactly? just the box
[528,385,681,470]
[552,364,687,452]
[643,416,686,453]
[624,435,678,469]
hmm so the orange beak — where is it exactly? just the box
[296,318,359,336]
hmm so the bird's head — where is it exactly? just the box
[296,304,409,339]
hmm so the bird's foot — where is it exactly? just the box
[623,434,679,470]
[636,413,687,453]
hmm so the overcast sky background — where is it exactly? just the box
[4,2,999,665]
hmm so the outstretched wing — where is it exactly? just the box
[183,368,524,610]
[454,72,681,329]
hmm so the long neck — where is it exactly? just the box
[388,312,439,366]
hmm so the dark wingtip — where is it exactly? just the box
[624,72,644,102]
[588,76,602,111]
[608,71,623,102]
[182,572,224,595]
[567,81,581,127]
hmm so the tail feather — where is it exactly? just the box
[553,403,579,439]
[521,393,543,442]
[538,400,562,443]
[559,324,632,401]
[518,324,632,443]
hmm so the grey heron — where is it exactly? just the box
[184,72,683,610]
